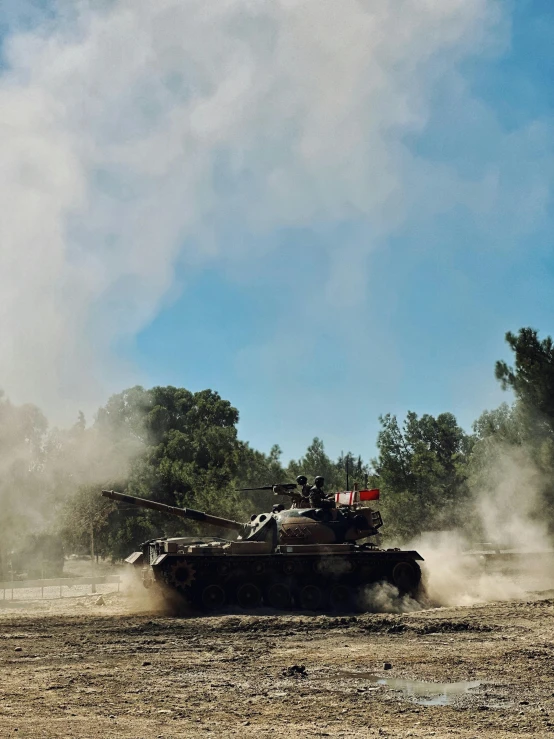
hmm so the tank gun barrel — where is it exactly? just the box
[101,490,244,532]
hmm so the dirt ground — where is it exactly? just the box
[2,587,554,739]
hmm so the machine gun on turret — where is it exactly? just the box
[238,483,297,492]
[237,481,307,509]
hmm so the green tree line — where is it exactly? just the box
[1,326,554,566]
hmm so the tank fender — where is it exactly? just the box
[124,551,144,566]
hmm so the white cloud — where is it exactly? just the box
[0,0,532,418]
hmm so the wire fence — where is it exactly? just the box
[0,575,121,601]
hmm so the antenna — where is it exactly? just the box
[346,454,350,491]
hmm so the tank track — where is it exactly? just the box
[149,550,422,613]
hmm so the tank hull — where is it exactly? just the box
[131,538,423,612]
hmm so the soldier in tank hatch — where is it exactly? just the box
[296,475,311,507]
[309,476,336,509]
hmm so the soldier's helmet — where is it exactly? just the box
[296,475,308,486]
[314,476,325,489]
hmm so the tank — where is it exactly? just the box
[101,483,423,612]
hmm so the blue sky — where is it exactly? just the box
[1,1,553,462]
[130,1,554,461]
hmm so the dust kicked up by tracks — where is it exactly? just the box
[2,586,554,739]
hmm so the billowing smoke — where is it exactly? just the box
[410,444,554,609]
[0,390,144,581]
[474,445,551,554]
[0,0,506,419]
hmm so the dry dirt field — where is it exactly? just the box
[2,587,554,739]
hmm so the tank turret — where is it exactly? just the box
[102,484,423,613]
[102,489,382,546]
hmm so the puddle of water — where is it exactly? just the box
[337,672,480,706]
[370,676,480,706]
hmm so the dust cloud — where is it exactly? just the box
[0,0,509,421]
[0,393,144,583]
[359,442,554,615]
[360,581,423,614]
[408,445,554,610]
[116,565,175,616]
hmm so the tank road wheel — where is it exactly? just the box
[266,582,292,610]
[251,561,265,576]
[282,561,296,575]
[299,584,322,611]
[202,584,226,611]
[329,584,352,611]
[391,561,421,595]
[236,582,262,609]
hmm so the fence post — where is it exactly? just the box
[90,528,96,594]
